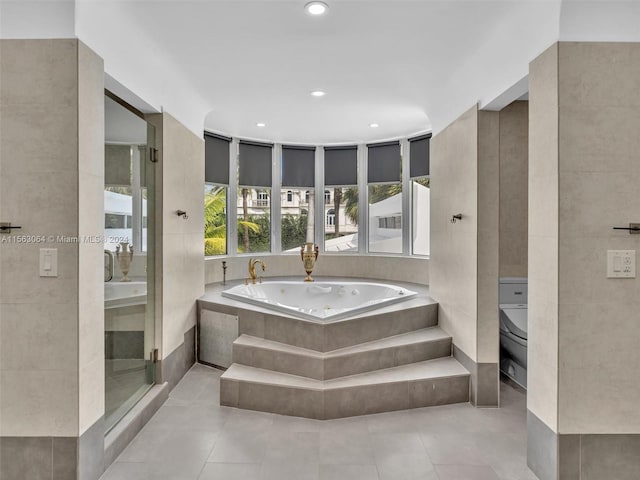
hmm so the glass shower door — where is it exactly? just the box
[104,94,156,432]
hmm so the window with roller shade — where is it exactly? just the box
[204,133,231,256]
[281,146,314,251]
[409,134,431,256]
[367,141,402,253]
[238,141,273,253]
[202,132,431,258]
[324,146,359,252]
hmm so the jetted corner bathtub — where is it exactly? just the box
[104,281,147,309]
[221,281,417,322]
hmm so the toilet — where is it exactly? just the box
[499,277,528,389]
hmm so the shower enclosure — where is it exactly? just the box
[104,94,157,432]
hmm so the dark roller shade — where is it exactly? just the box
[282,145,315,187]
[367,141,400,183]
[239,141,273,187]
[324,146,357,186]
[409,133,431,178]
[204,133,231,184]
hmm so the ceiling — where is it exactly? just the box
[6,1,640,143]
[76,0,563,142]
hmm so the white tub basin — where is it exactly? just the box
[105,281,147,309]
[221,281,417,322]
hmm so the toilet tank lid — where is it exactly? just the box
[499,277,528,284]
[501,307,528,339]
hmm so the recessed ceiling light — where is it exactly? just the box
[310,90,326,97]
[369,123,380,128]
[256,122,266,127]
[305,1,328,15]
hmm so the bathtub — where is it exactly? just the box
[104,281,147,309]
[221,281,417,322]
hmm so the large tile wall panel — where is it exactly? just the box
[148,112,204,368]
[527,42,559,432]
[0,39,80,437]
[77,40,105,436]
[430,105,479,361]
[557,42,640,434]
[499,101,529,278]
[477,110,499,366]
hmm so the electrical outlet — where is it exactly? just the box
[607,250,635,278]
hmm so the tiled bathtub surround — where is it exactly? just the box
[158,326,196,392]
[200,281,473,420]
[204,254,429,286]
[199,280,438,353]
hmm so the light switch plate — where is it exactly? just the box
[607,250,635,278]
[39,248,58,277]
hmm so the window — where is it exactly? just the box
[205,184,227,256]
[324,146,359,253]
[378,215,401,229]
[104,144,137,251]
[326,209,335,226]
[204,133,231,256]
[237,140,273,253]
[281,188,309,251]
[105,213,126,229]
[281,146,315,251]
[409,134,431,256]
[256,190,269,207]
[203,134,431,257]
[368,141,402,253]
[237,188,271,253]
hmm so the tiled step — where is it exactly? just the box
[232,328,452,380]
[237,301,439,352]
[220,357,470,419]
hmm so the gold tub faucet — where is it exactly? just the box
[247,258,266,284]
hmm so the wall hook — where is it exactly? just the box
[176,210,189,220]
[450,213,463,224]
